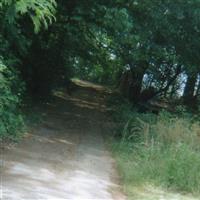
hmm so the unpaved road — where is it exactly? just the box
[1,83,125,200]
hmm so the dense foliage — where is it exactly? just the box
[0,57,24,139]
[1,1,200,135]
[1,0,200,196]
[0,0,56,139]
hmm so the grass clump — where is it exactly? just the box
[110,101,200,197]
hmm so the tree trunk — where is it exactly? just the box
[183,72,198,105]
[119,67,146,103]
[128,62,148,103]
[128,69,144,103]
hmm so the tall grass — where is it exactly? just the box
[110,101,200,197]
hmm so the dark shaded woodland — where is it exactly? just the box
[1,0,200,138]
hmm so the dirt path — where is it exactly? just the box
[1,82,125,200]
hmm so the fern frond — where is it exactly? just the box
[1,0,57,33]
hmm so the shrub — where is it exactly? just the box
[0,58,24,140]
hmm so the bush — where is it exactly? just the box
[0,58,24,140]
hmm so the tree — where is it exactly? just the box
[0,0,56,138]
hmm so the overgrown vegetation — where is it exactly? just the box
[109,97,200,197]
[0,53,24,140]
[1,1,200,197]
[0,0,56,139]
[1,0,200,139]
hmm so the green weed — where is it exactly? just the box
[110,102,200,197]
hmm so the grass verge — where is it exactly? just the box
[108,97,200,199]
